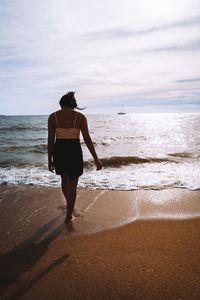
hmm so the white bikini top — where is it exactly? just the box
[55,111,80,139]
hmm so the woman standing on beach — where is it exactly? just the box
[48,92,102,223]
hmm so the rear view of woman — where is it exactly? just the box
[48,92,102,223]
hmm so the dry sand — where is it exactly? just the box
[0,185,200,299]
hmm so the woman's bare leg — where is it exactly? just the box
[61,174,69,206]
[66,177,79,222]
[61,175,78,222]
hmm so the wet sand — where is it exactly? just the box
[0,185,200,299]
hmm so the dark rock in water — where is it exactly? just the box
[2,181,8,185]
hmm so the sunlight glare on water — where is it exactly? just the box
[0,113,200,190]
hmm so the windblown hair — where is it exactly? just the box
[59,92,78,109]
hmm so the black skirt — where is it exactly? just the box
[53,139,83,178]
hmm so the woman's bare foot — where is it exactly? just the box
[65,208,82,218]
[64,214,75,224]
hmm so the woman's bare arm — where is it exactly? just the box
[81,115,102,170]
[48,114,55,172]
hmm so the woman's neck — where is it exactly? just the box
[62,107,74,111]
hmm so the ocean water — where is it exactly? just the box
[0,113,200,190]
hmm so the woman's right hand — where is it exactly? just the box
[95,159,102,171]
[48,160,55,173]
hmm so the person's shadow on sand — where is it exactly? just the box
[0,213,70,299]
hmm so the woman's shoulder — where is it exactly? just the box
[76,111,86,120]
[48,110,61,122]
[49,109,61,117]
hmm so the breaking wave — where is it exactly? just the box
[0,126,46,132]
[0,144,47,154]
[168,152,193,158]
[85,155,176,168]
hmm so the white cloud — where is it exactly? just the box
[0,0,200,114]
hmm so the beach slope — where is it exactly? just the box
[0,185,200,300]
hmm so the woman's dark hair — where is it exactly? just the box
[59,91,84,110]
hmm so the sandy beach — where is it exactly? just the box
[0,185,200,300]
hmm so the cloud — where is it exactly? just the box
[175,77,200,83]
[0,0,200,114]
[82,15,200,41]
[143,39,200,53]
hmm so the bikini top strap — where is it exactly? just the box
[54,112,59,127]
[74,112,78,128]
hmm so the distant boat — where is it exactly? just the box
[117,105,126,115]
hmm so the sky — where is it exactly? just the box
[0,0,200,115]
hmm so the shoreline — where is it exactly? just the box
[0,184,200,248]
[0,184,200,299]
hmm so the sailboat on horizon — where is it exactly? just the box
[117,105,126,115]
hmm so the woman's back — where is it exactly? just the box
[54,109,82,140]
[54,109,82,129]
